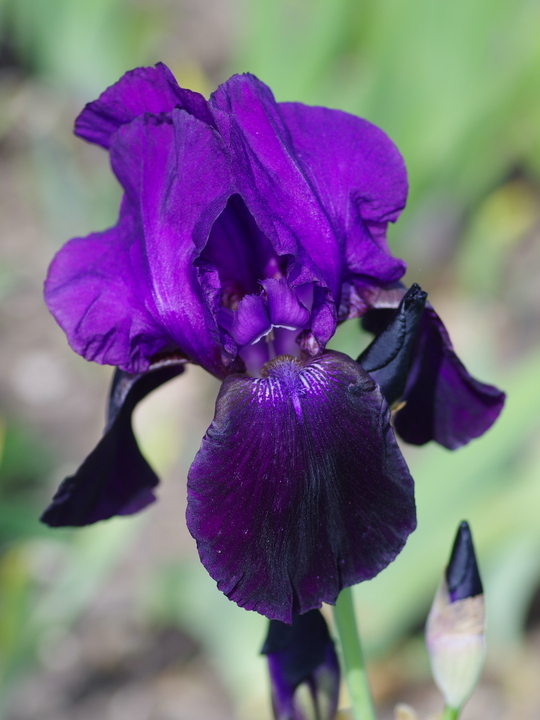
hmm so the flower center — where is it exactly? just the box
[261,354,303,380]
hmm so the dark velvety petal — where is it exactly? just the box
[445,521,483,602]
[358,283,427,406]
[186,350,416,623]
[74,62,213,149]
[262,610,340,720]
[41,358,185,527]
[46,110,232,377]
[262,278,310,330]
[393,305,506,449]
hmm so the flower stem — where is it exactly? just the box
[333,587,376,720]
[442,706,460,720]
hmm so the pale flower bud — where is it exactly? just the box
[426,521,485,710]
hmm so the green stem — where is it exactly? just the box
[442,706,460,720]
[333,587,376,720]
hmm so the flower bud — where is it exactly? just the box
[261,609,340,720]
[426,521,485,710]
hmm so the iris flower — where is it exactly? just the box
[42,64,504,623]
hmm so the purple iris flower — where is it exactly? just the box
[42,63,504,623]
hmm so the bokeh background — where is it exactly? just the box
[1,1,540,718]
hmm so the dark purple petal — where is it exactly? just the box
[262,278,310,330]
[41,358,185,527]
[186,350,416,623]
[74,62,213,149]
[445,521,483,602]
[262,610,340,720]
[46,110,232,377]
[393,305,506,449]
[358,283,427,406]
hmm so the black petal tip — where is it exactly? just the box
[445,521,483,601]
[402,282,428,309]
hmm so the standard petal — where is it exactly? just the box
[209,75,344,346]
[110,110,233,376]
[392,305,506,449]
[44,210,170,373]
[41,358,185,527]
[209,74,408,348]
[279,101,408,284]
[74,62,213,149]
[46,110,233,376]
[187,350,416,623]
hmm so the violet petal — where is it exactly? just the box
[209,75,343,347]
[41,359,185,527]
[45,109,232,377]
[187,350,415,622]
[261,278,311,330]
[75,62,213,149]
[200,193,280,301]
[279,101,408,285]
[230,294,271,346]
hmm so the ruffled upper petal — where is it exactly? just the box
[279,101,407,284]
[44,209,170,373]
[209,75,345,347]
[41,358,185,527]
[74,62,213,149]
[208,74,408,349]
[186,350,416,623]
[46,109,233,376]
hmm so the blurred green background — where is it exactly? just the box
[0,0,539,718]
